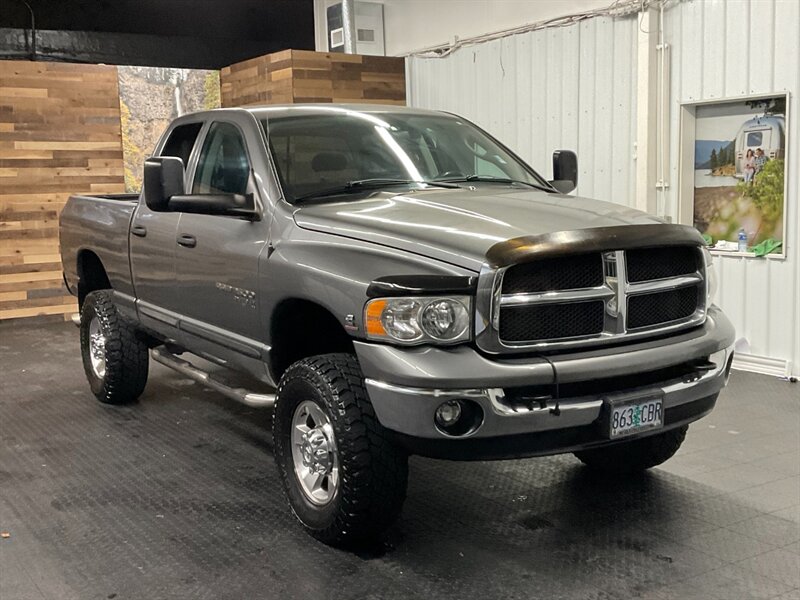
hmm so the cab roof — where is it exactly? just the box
[244,103,448,120]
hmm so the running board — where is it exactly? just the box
[150,347,275,408]
[71,313,81,327]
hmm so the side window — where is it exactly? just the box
[192,122,250,195]
[161,122,203,166]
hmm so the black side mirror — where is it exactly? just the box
[168,193,260,220]
[143,156,185,211]
[550,150,578,194]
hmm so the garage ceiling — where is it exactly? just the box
[0,0,315,69]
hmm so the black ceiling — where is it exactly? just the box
[0,0,315,69]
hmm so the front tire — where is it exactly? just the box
[273,353,408,546]
[573,425,688,474]
[80,290,149,404]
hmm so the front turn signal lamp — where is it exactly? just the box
[364,296,472,345]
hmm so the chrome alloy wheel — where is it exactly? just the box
[291,400,339,505]
[88,316,107,379]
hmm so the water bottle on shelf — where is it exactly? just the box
[737,228,748,253]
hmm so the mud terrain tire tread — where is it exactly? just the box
[273,353,408,546]
[80,290,149,404]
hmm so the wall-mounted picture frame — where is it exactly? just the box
[678,93,789,258]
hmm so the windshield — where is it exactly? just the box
[260,110,550,203]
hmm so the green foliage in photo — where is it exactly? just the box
[204,72,221,110]
[737,159,784,227]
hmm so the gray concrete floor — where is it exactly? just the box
[0,321,798,600]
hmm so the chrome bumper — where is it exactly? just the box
[355,306,735,442]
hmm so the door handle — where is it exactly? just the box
[131,224,147,237]
[177,234,197,248]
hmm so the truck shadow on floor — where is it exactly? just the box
[207,387,725,574]
[137,370,786,598]
[162,377,739,566]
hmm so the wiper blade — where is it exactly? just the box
[466,175,556,193]
[292,179,459,203]
[347,178,461,189]
[440,175,555,193]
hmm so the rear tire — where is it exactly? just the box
[80,290,149,404]
[273,353,408,546]
[573,425,688,475]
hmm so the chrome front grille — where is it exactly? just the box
[501,253,604,294]
[499,300,606,342]
[626,246,701,282]
[475,244,707,353]
[627,283,702,329]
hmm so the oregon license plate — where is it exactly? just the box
[606,393,664,439]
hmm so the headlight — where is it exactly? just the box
[365,296,471,344]
[702,248,718,304]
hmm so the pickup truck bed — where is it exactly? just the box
[60,194,140,303]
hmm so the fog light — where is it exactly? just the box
[435,400,462,427]
[433,399,484,437]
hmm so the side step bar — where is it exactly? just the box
[151,347,275,408]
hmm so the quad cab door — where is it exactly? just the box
[130,121,204,338]
[173,118,272,374]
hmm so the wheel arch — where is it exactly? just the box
[269,297,355,382]
[76,249,112,308]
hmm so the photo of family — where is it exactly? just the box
[692,95,786,254]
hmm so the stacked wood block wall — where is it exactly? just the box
[220,50,405,107]
[0,61,124,322]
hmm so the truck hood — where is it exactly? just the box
[293,187,665,271]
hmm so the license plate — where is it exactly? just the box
[606,393,664,439]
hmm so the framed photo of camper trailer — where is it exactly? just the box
[678,93,789,258]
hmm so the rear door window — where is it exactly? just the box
[161,122,203,166]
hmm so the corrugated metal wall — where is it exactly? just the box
[407,0,799,376]
[406,15,639,205]
[662,0,799,375]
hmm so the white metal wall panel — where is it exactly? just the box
[407,1,798,375]
[407,15,639,204]
[663,0,800,375]
[724,2,750,98]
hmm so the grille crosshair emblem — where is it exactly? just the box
[602,252,619,317]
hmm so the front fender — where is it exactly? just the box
[259,214,476,345]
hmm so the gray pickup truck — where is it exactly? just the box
[60,104,735,546]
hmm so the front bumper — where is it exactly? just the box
[355,306,735,459]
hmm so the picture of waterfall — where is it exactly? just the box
[117,66,221,193]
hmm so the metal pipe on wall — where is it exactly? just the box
[20,0,36,60]
[341,0,357,54]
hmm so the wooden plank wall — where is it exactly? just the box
[0,61,125,322]
[220,49,405,107]
[0,50,403,323]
